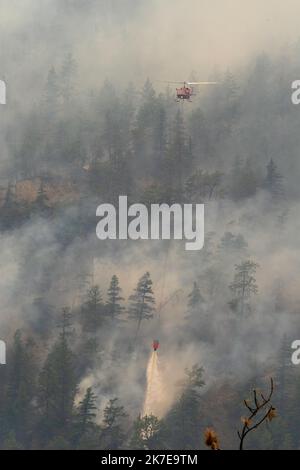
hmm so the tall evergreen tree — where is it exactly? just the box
[142,78,156,102]
[185,169,223,202]
[1,431,24,450]
[44,67,60,118]
[187,282,204,310]
[60,52,77,103]
[0,183,20,229]
[229,261,259,316]
[100,398,127,450]
[74,387,99,448]
[103,108,123,164]
[130,414,163,450]
[164,365,205,449]
[37,308,77,442]
[265,159,284,200]
[2,331,36,444]
[106,275,125,322]
[3,182,16,210]
[80,285,105,332]
[128,272,155,338]
[153,106,167,172]
[33,179,50,215]
[223,71,239,115]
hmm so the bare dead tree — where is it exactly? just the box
[238,378,276,450]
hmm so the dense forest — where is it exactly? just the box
[1,0,300,450]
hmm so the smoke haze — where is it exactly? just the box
[0,0,300,450]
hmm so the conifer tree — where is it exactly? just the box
[1,431,24,450]
[220,232,248,252]
[229,261,259,316]
[128,272,155,338]
[0,183,19,229]
[265,159,284,200]
[74,387,98,448]
[153,106,167,171]
[80,285,104,332]
[34,179,50,214]
[106,275,125,322]
[101,398,127,450]
[164,365,205,449]
[60,52,77,103]
[3,331,36,444]
[187,282,204,310]
[130,414,163,450]
[38,308,77,442]
[3,183,16,210]
[142,78,156,102]
[44,67,60,118]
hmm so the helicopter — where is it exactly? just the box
[162,80,218,102]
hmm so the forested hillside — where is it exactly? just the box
[1,0,300,450]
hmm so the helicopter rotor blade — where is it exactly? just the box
[157,80,218,86]
[157,80,185,85]
[187,81,218,86]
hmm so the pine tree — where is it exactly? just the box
[153,106,167,172]
[37,308,77,442]
[80,285,105,332]
[100,398,127,450]
[142,78,156,102]
[30,296,54,339]
[3,183,16,210]
[1,431,24,450]
[128,272,155,338]
[132,79,161,180]
[106,275,125,322]
[130,414,163,450]
[220,70,240,136]
[60,52,77,103]
[74,387,98,448]
[223,71,239,108]
[44,67,60,118]
[58,307,73,341]
[187,282,204,310]
[265,159,284,200]
[185,169,223,202]
[229,261,259,316]
[230,155,243,200]
[77,388,97,432]
[164,365,205,449]
[220,232,248,252]
[3,331,36,444]
[103,108,123,163]
[186,282,210,342]
[0,183,20,229]
[34,179,50,214]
